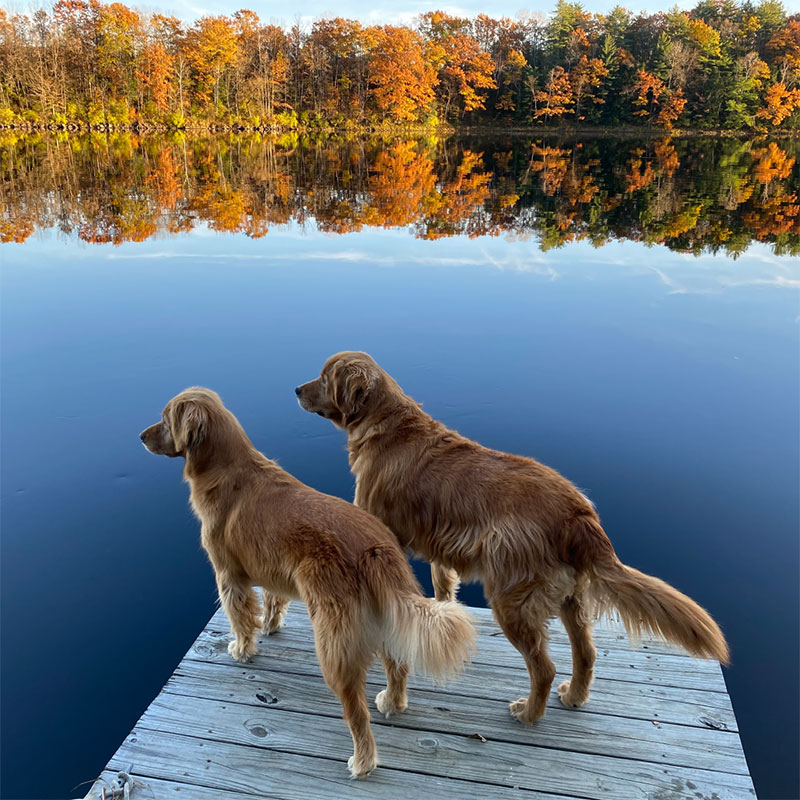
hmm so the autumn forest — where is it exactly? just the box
[1,0,800,132]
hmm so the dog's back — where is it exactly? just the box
[350,406,595,586]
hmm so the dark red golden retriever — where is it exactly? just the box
[296,353,729,725]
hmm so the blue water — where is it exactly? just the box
[2,226,798,799]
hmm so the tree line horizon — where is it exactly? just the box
[0,0,799,132]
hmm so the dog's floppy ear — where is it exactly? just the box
[171,399,208,452]
[333,361,378,423]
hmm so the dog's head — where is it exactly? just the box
[295,351,383,429]
[140,387,221,458]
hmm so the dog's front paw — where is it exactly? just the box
[228,637,257,662]
[347,753,378,778]
[375,689,408,717]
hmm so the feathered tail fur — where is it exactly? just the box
[575,516,730,664]
[361,545,476,680]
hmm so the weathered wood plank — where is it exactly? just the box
[106,729,576,799]
[165,658,748,774]
[186,627,739,732]
[118,693,756,799]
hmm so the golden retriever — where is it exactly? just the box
[140,387,475,777]
[296,352,730,725]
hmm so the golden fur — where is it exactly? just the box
[297,352,730,724]
[140,387,475,777]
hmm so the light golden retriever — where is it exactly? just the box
[140,387,475,777]
[296,352,730,725]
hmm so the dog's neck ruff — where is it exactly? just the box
[346,402,428,470]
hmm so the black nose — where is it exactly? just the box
[295,386,302,397]
[139,431,146,441]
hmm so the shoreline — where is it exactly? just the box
[1,120,798,139]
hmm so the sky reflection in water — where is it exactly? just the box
[1,217,798,798]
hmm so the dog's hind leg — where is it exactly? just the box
[375,648,409,716]
[313,615,378,777]
[431,562,460,602]
[557,593,596,709]
[217,576,261,662]
[261,590,290,634]
[490,587,556,724]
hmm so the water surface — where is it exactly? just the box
[1,135,798,799]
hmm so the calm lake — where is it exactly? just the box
[1,134,798,799]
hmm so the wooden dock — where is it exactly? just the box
[88,603,754,799]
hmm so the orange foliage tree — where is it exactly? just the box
[185,16,238,107]
[570,55,609,121]
[367,26,437,122]
[766,19,800,75]
[532,66,574,122]
[136,35,173,113]
[419,12,496,119]
[630,70,686,129]
[95,2,140,94]
[756,81,800,126]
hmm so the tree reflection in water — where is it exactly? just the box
[1,133,798,256]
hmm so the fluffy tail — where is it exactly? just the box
[382,594,476,681]
[361,545,476,680]
[570,516,729,664]
[591,557,729,664]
